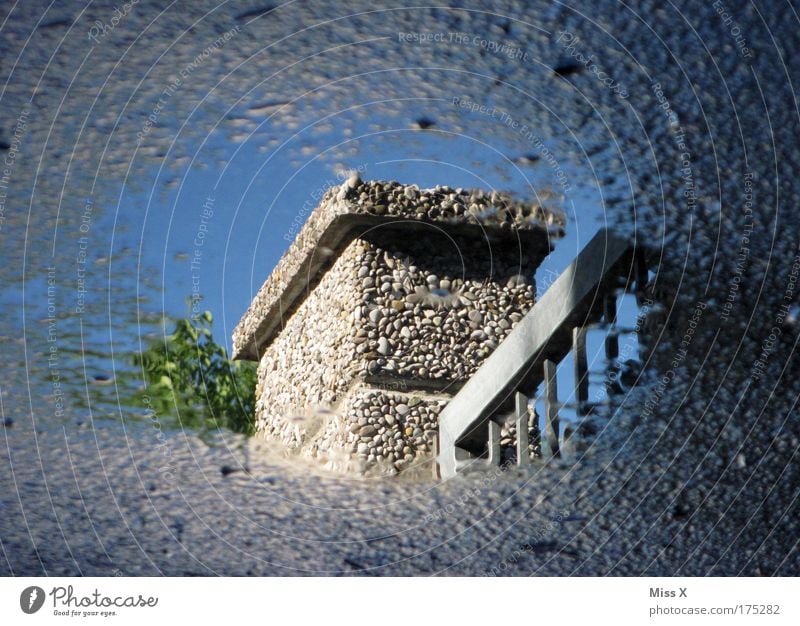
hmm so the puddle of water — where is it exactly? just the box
[0,2,638,441]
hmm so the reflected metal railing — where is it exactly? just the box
[436,229,648,478]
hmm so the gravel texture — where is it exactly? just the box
[1,0,799,576]
[248,181,551,473]
[232,178,559,360]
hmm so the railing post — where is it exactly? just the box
[437,422,458,479]
[542,359,560,459]
[561,425,575,459]
[488,420,501,466]
[514,391,530,467]
[573,326,588,416]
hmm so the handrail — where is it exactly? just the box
[437,229,641,478]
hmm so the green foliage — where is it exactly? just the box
[134,311,257,435]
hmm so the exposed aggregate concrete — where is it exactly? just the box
[0,0,798,576]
